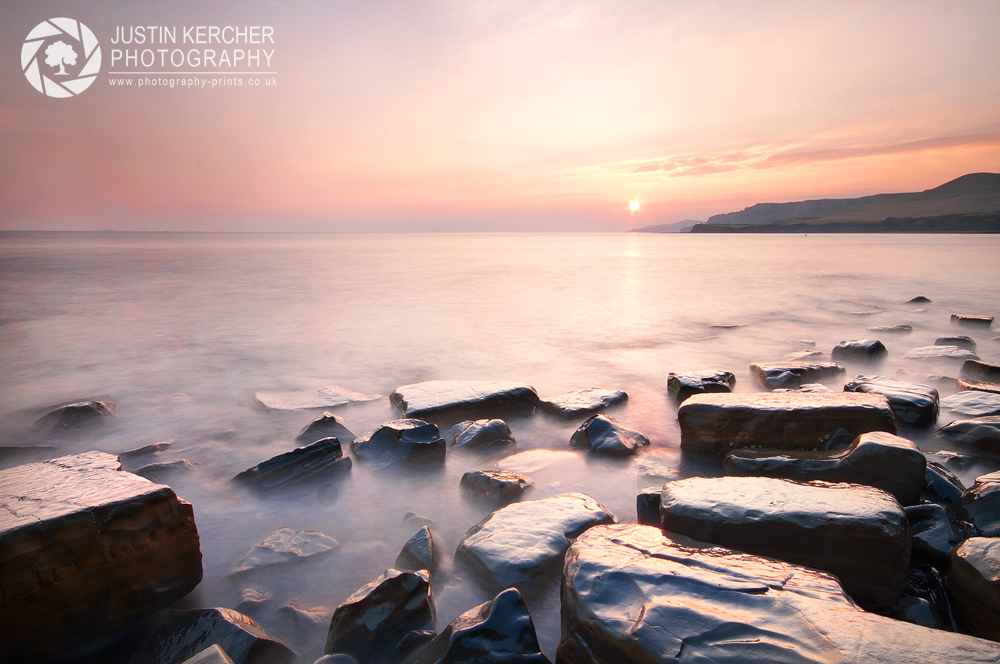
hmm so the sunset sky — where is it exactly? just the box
[1,0,998,231]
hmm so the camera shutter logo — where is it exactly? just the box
[22,18,101,97]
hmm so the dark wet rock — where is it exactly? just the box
[395,526,442,573]
[391,631,435,664]
[352,420,445,469]
[568,414,650,456]
[130,608,295,664]
[901,563,954,632]
[405,587,549,664]
[134,459,197,482]
[821,427,856,451]
[924,450,973,471]
[905,504,959,565]
[324,569,434,664]
[941,391,1000,417]
[460,470,534,509]
[960,359,1000,382]
[936,335,977,351]
[897,596,946,630]
[455,492,617,592]
[659,476,911,609]
[317,483,341,506]
[831,339,888,363]
[0,452,202,663]
[749,360,845,389]
[229,528,340,576]
[295,412,356,445]
[403,512,436,528]
[724,431,926,506]
[180,645,235,664]
[120,441,172,459]
[908,296,932,303]
[634,450,682,489]
[951,314,994,328]
[844,375,939,426]
[934,415,1000,455]
[389,380,540,420]
[254,385,382,411]
[559,524,1000,664]
[949,538,1000,640]
[447,419,516,453]
[234,438,352,490]
[869,324,913,333]
[235,588,272,613]
[539,388,627,416]
[905,345,980,361]
[958,378,1000,393]
[947,479,1000,537]
[921,460,966,506]
[33,399,117,432]
[637,486,661,526]
[678,392,897,454]
[666,370,735,402]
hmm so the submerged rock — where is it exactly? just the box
[947,479,1000,537]
[235,588,272,613]
[869,324,913,333]
[940,391,1000,417]
[460,470,534,509]
[539,387,627,417]
[234,438,352,490]
[229,528,340,576]
[960,359,1000,382]
[659,476,911,609]
[295,412,356,445]
[634,450,682,489]
[351,419,445,468]
[935,335,977,351]
[934,416,1000,455]
[907,296,932,303]
[134,459,197,482]
[254,386,382,411]
[0,452,202,663]
[447,419,516,453]
[951,313,994,328]
[949,538,1000,641]
[749,360,845,389]
[568,414,650,456]
[666,370,735,402]
[120,441,172,459]
[394,526,442,574]
[33,399,117,432]
[389,380,539,419]
[843,375,939,426]
[904,345,980,361]
[831,339,888,363]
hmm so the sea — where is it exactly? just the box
[1,231,998,660]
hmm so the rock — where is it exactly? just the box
[960,359,1000,382]
[295,412,356,445]
[134,459,197,482]
[677,392,897,454]
[658,476,911,609]
[904,345,980,361]
[120,441,172,459]
[403,512,436,528]
[558,524,1000,664]
[351,420,445,469]
[958,378,1000,393]
[951,314,994,328]
[749,361,845,389]
[941,391,1000,417]
[949,538,1000,640]
[924,450,973,471]
[784,349,827,361]
[921,460,966,505]
[277,599,331,630]
[634,450,682,489]
[394,526,442,573]
[869,324,913,333]
[235,588,272,613]
[389,380,540,420]
[831,339,888,363]
[897,596,946,630]
[636,486,661,526]
[33,399,117,432]
[539,388,627,416]
[907,296,932,303]
[229,528,340,576]
[976,469,1000,484]
[455,492,617,592]
[934,415,1000,454]
[0,452,202,662]
[905,504,958,565]
[129,608,296,664]
[234,438,352,490]
[724,431,926,506]
[568,414,650,456]
[254,385,382,411]
[180,645,235,664]
[460,470,534,509]
[773,382,833,393]
[446,419,516,453]
[317,483,341,506]
[324,569,434,664]
[947,480,1000,537]
[666,370,736,402]
[936,336,977,351]
[843,375,939,426]
[391,631,435,664]
[406,588,549,664]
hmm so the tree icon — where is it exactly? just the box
[45,40,77,76]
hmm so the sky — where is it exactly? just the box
[1,0,998,231]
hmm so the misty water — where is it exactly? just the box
[1,231,999,661]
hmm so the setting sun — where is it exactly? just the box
[630,201,640,212]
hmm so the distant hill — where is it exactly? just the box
[629,219,701,233]
[690,212,1000,234]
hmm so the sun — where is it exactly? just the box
[630,200,639,212]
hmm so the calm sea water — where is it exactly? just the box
[1,231,998,659]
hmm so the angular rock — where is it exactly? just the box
[234,438,351,490]
[844,375,939,426]
[749,360,845,389]
[33,399,117,432]
[960,359,1000,382]
[947,479,1000,537]
[924,449,973,472]
[134,459,197,482]
[666,370,735,402]
[539,387,627,416]
[936,335,977,351]
[559,524,1000,664]
[325,569,434,664]
[120,441,172,459]
[678,392,897,454]
[229,528,340,576]
[869,324,913,333]
[406,588,549,664]
[129,608,295,664]
[295,412,356,445]
[941,391,1000,417]
[976,469,1000,484]
[724,431,926,506]
[395,526,442,573]
[181,645,235,664]
[0,452,202,662]
[934,416,1000,455]
[568,414,649,456]
[831,339,888,363]
[905,504,959,565]
[904,345,980,361]
[460,470,534,509]
[659,476,911,609]
[907,295,932,303]
[254,385,382,411]
[636,486,661,526]
[389,380,540,420]
[921,460,966,506]
[958,378,1000,393]
[447,419,516,453]
[951,314,994,328]
[351,420,445,469]
[455,492,617,591]
[949,537,1000,640]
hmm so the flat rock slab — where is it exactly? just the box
[666,370,735,402]
[455,492,616,592]
[724,431,926,506]
[952,314,994,327]
[934,416,1000,454]
[869,324,913,333]
[678,392,897,454]
[558,524,1000,664]
[568,414,649,456]
[961,359,1000,382]
[234,438,351,490]
[539,388,627,417]
[904,345,980,361]
[750,361,845,389]
[659,476,910,609]
[831,339,888,363]
[844,375,940,426]
[941,391,1000,416]
[389,380,539,419]
[949,537,1000,641]
[254,386,382,411]
[229,528,340,576]
[0,452,202,662]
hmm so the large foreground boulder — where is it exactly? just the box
[568,414,649,456]
[0,452,202,662]
[558,524,1000,663]
[234,438,351,490]
[948,537,1000,641]
[659,476,910,609]
[666,370,735,402]
[539,388,627,417]
[389,380,539,420]
[749,361,845,389]
[677,392,897,454]
[351,419,445,468]
[843,375,939,426]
